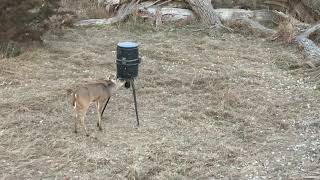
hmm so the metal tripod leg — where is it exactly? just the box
[131,80,140,126]
[101,97,111,116]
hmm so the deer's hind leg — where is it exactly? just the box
[77,105,90,136]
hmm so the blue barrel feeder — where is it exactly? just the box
[116,41,141,126]
[116,42,140,81]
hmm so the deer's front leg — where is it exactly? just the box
[80,113,89,136]
[96,101,103,131]
[74,113,78,133]
[97,97,111,131]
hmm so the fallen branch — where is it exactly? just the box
[296,23,320,63]
[74,18,114,26]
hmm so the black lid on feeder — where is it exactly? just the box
[116,42,141,81]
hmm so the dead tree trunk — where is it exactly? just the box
[185,0,222,28]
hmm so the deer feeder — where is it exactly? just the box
[116,42,140,81]
[116,42,141,126]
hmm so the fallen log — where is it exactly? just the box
[138,7,276,26]
[296,23,320,63]
[139,7,276,22]
[158,7,195,23]
[227,16,276,37]
[212,9,276,37]
[137,7,195,25]
[213,9,274,23]
[75,6,277,37]
[75,0,140,26]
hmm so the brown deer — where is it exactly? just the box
[67,77,125,136]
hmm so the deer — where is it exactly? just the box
[67,77,125,136]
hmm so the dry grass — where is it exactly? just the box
[61,0,109,19]
[0,42,22,58]
[275,21,297,44]
[0,23,319,179]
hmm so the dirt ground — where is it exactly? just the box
[0,23,319,179]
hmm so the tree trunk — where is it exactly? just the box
[185,0,222,28]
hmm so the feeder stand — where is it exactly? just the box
[116,42,141,126]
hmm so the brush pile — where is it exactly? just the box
[1,0,319,62]
[72,0,320,64]
[92,0,319,24]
